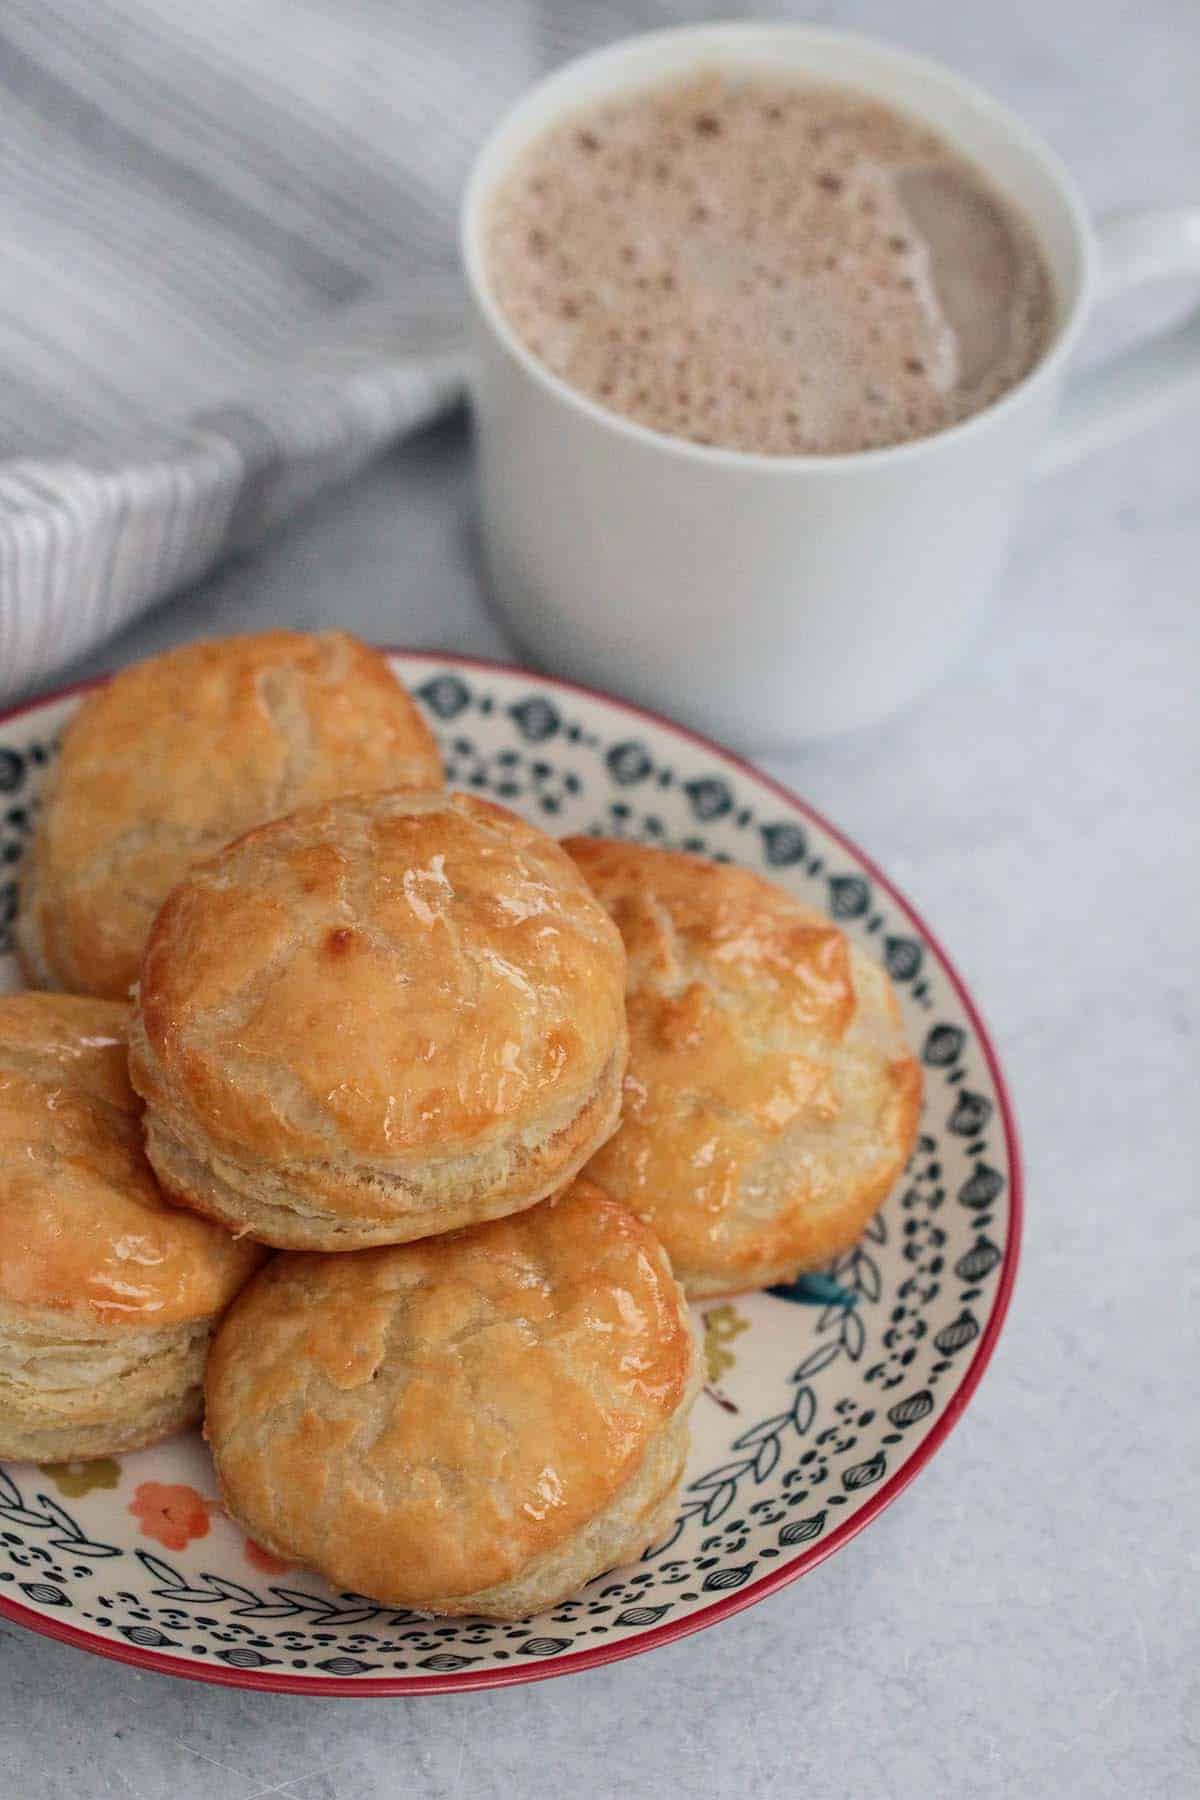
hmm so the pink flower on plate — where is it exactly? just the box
[243,1538,294,1575]
[128,1481,210,1551]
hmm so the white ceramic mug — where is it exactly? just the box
[461,24,1200,745]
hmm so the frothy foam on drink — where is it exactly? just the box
[485,72,1053,455]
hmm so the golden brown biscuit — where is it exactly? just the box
[564,839,922,1298]
[17,630,443,999]
[0,993,265,1462]
[130,792,628,1250]
[206,1179,701,1617]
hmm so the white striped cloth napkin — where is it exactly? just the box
[0,0,714,702]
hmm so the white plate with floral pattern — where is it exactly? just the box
[0,651,1021,1693]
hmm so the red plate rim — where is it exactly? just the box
[0,647,1023,1695]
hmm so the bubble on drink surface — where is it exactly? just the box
[485,71,1051,454]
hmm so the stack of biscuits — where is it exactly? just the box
[0,630,920,1618]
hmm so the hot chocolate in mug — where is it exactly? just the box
[462,24,1200,744]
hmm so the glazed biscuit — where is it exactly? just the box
[17,630,442,999]
[0,993,265,1462]
[205,1179,701,1617]
[564,839,922,1298]
[130,792,628,1250]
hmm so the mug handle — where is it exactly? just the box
[1038,207,1200,474]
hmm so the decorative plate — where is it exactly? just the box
[0,651,1020,1694]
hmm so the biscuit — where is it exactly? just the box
[205,1179,701,1617]
[0,993,265,1462]
[17,630,443,999]
[564,839,922,1298]
[130,792,628,1250]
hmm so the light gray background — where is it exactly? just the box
[3,1,1198,1795]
